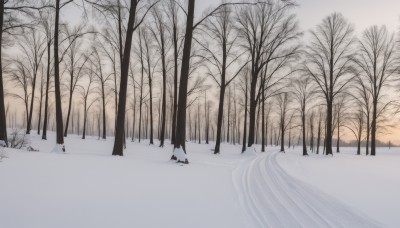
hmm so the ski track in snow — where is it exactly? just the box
[232,150,382,228]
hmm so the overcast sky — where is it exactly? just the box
[63,1,400,33]
[194,0,400,33]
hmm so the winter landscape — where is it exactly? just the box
[1,0,400,227]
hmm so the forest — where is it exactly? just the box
[1,0,398,162]
[1,0,400,227]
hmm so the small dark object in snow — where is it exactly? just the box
[62,145,65,152]
[27,146,39,152]
[177,159,189,164]
[170,155,177,160]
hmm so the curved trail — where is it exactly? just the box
[232,151,381,228]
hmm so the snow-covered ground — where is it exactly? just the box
[0,132,399,227]
[279,147,400,228]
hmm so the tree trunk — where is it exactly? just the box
[205,98,209,144]
[336,116,340,153]
[302,108,307,156]
[233,88,237,145]
[42,40,51,140]
[159,34,167,147]
[280,118,285,152]
[77,109,80,136]
[0,1,7,145]
[97,113,101,139]
[112,0,138,156]
[37,74,43,135]
[101,84,106,139]
[173,0,195,164]
[131,86,136,141]
[214,85,225,154]
[113,56,118,134]
[309,117,314,152]
[198,103,201,144]
[82,108,87,139]
[148,76,153,144]
[144,35,154,144]
[247,71,257,147]
[64,86,73,137]
[371,100,377,156]
[26,71,38,134]
[54,0,65,148]
[261,86,265,152]
[242,78,248,153]
[194,112,197,142]
[227,87,231,143]
[316,116,321,154]
[366,115,370,155]
[138,30,144,143]
[325,100,333,155]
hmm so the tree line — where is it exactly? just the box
[0,0,399,163]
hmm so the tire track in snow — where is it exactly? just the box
[232,151,381,228]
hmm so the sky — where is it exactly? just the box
[196,0,400,33]
[63,1,400,35]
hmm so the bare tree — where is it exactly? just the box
[39,8,54,140]
[304,13,355,156]
[129,64,137,141]
[291,76,315,156]
[79,66,97,140]
[112,0,159,156]
[136,28,147,143]
[332,93,349,153]
[0,0,52,145]
[236,0,301,149]
[53,0,78,151]
[8,59,31,127]
[350,73,372,155]
[141,27,155,145]
[63,23,92,137]
[148,4,169,147]
[316,107,324,154]
[198,3,246,154]
[346,104,364,155]
[90,45,112,139]
[37,65,45,134]
[172,0,195,163]
[276,92,293,152]
[352,25,399,156]
[16,27,47,134]
[165,0,181,145]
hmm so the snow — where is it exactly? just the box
[51,143,65,153]
[0,133,246,228]
[173,146,188,163]
[234,150,380,227]
[242,146,257,156]
[278,147,400,228]
[0,133,399,227]
[0,145,7,162]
